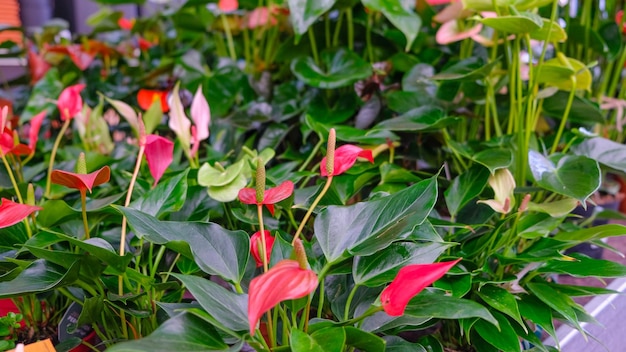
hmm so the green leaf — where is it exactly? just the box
[361,0,421,51]
[431,57,499,82]
[291,49,373,89]
[535,57,592,91]
[379,163,421,184]
[353,240,448,287]
[542,91,604,124]
[198,161,244,187]
[529,19,567,42]
[552,223,626,242]
[305,115,398,144]
[571,137,626,174]
[287,0,337,40]
[383,336,427,352]
[374,106,457,132]
[526,282,582,331]
[172,274,248,332]
[131,169,189,218]
[207,174,248,202]
[598,21,623,59]
[106,312,229,352]
[527,198,579,218]
[473,149,513,174]
[518,295,556,342]
[20,68,64,122]
[404,291,498,327]
[567,24,608,56]
[0,260,80,298]
[315,176,438,264]
[444,165,490,218]
[528,151,600,204]
[476,285,525,331]
[538,254,626,277]
[37,200,76,227]
[474,311,521,352]
[343,326,385,352]
[480,12,543,34]
[113,207,250,283]
[291,327,346,352]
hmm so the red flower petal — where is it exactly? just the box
[118,18,135,31]
[27,46,50,84]
[320,145,375,177]
[137,37,155,51]
[28,111,46,151]
[250,230,274,268]
[58,84,86,121]
[248,260,318,335]
[66,45,95,71]
[144,135,174,186]
[263,181,294,205]
[381,259,461,316]
[617,11,626,34]
[218,0,238,12]
[0,128,31,156]
[427,0,455,5]
[50,166,111,193]
[238,188,257,205]
[137,89,169,113]
[0,198,42,229]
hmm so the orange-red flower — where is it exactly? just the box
[238,180,294,215]
[0,198,42,229]
[617,11,626,34]
[0,128,31,156]
[50,166,111,193]
[137,89,169,113]
[58,84,86,121]
[218,0,238,12]
[320,145,374,177]
[143,135,174,186]
[250,230,274,267]
[28,111,46,152]
[27,45,50,84]
[248,260,318,335]
[381,259,461,316]
[118,17,135,31]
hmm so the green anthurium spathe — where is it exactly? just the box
[477,168,516,214]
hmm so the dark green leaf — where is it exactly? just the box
[291,327,346,352]
[361,0,421,50]
[571,137,626,174]
[474,311,521,352]
[131,169,189,218]
[291,49,372,89]
[538,254,626,277]
[343,326,386,352]
[526,282,582,331]
[476,285,525,330]
[383,336,427,352]
[0,260,80,298]
[374,106,456,132]
[444,165,490,218]
[552,224,626,242]
[404,291,498,326]
[542,91,604,124]
[431,57,500,82]
[473,149,513,174]
[287,0,337,39]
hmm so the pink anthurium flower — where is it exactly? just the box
[27,45,50,84]
[50,166,111,193]
[1,128,31,156]
[0,198,42,229]
[238,180,294,215]
[28,111,46,152]
[58,84,86,121]
[118,17,135,31]
[250,230,275,267]
[436,20,483,45]
[381,259,461,316]
[248,260,318,335]
[218,0,238,12]
[427,0,456,5]
[0,106,7,131]
[190,85,211,157]
[320,145,374,177]
[143,134,174,186]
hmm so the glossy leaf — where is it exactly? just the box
[474,311,521,352]
[526,282,582,331]
[198,161,245,187]
[384,336,427,352]
[106,312,228,352]
[431,57,499,82]
[528,151,600,204]
[0,259,80,298]
[527,198,579,218]
[131,169,189,218]
[207,174,248,202]
[287,0,337,39]
[114,206,249,283]
[518,295,556,341]
[552,223,626,242]
[374,106,456,132]
[535,57,592,91]
[542,91,604,124]
[21,68,64,122]
[173,274,248,332]
[476,285,525,330]
[530,19,567,42]
[291,327,346,352]
[480,12,543,34]
[538,254,626,277]
[362,0,421,50]
[315,176,438,263]
[343,326,385,352]
[291,49,372,89]
[403,291,498,327]
[571,137,626,174]
[473,149,513,174]
[444,165,490,218]
[353,240,449,287]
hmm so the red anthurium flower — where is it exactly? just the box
[248,260,318,335]
[0,198,42,229]
[238,180,294,215]
[28,111,46,152]
[218,0,238,12]
[137,89,169,113]
[50,166,111,193]
[381,259,461,316]
[58,84,86,121]
[27,45,50,84]
[66,45,95,71]
[137,37,155,51]
[427,0,455,5]
[250,230,274,268]
[143,134,174,186]
[320,145,374,177]
[617,11,626,34]
[118,17,135,31]
[1,128,31,156]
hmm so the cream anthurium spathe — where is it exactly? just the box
[477,168,516,213]
[168,83,211,161]
[168,83,192,159]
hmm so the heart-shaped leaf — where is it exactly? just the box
[374,106,457,132]
[571,137,626,174]
[198,161,244,187]
[361,0,421,50]
[131,169,189,218]
[480,12,543,34]
[472,149,513,174]
[542,91,604,124]
[288,0,337,40]
[530,19,567,42]
[403,291,498,326]
[528,151,600,204]
[315,176,437,264]
[113,206,250,283]
[444,165,490,218]
[291,49,372,89]
[0,259,80,298]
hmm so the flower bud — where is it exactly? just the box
[255,158,266,204]
[26,184,35,206]
[326,128,336,176]
[293,238,309,270]
[76,152,87,174]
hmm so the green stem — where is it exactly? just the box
[346,8,354,51]
[0,153,23,203]
[297,138,323,173]
[80,190,90,239]
[343,284,359,320]
[366,13,374,62]
[324,13,331,49]
[292,176,333,245]
[550,80,576,154]
[257,204,269,272]
[332,10,344,47]
[308,29,320,66]
[316,279,325,318]
[150,245,167,278]
[221,14,237,61]
[45,118,71,198]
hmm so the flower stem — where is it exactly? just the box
[257,204,268,272]
[308,29,320,67]
[343,284,359,320]
[45,118,71,198]
[80,189,90,239]
[221,14,237,61]
[0,152,23,203]
[292,176,333,245]
[550,78,576,154]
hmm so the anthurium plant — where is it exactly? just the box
[1,0,626,351]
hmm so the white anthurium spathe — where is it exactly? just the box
[477,168,516,213]
[168,83,192,158]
